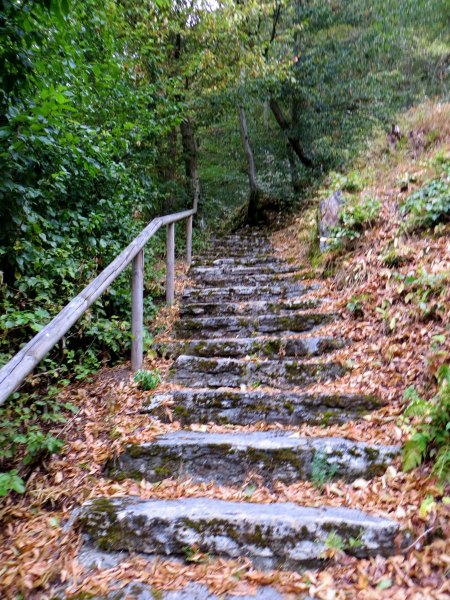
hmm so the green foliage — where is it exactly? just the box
[0,470,26,497]
[329,196,381,250]
[346,296,364,318]
[311,451,337,489]
[402,160,450,230]
[393,268,448,321]
[133,369,161,391]
[0,0,182,390]
[402,365,450,482]
[0,388,76,495]
[324,530,363,553]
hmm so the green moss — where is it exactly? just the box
[173,405,190,419]
[283,401,295,414]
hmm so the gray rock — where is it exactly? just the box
[189,264,297,277]
[169,355,346,389]
[158,336,344,360]
[191,256,284,267]
[142,389,384,425]
[185,271,305,289]
[78,496,401,569]
[182,284,316,303]
[108,430,399,486]
[180,299,320,318]
[319,190,344,252]
[174,313,334,339]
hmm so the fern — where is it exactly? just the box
[402,365,450,482]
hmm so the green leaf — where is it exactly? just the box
[377,578,393,590]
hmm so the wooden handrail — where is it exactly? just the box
[0,206,197,406]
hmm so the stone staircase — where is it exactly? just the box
[77,231,402,593]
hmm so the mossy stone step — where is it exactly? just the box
[158,335,343,360]
[186,271,305,288]
[169,355,346,388]
[78,496,401,569]
[109,430,399,486]
[143,389,383,425]
[175,312,334,339]
[182,283,316,302]
[190,264,300,278]
[191,256,285,267]
[180,298,320,318]
[197,248,278,259]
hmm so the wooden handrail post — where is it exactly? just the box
[131,249,144,371]
[166,222,175,305]
[186,215,193,267]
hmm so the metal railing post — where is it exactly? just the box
[131,249,144,371]
[166,222,175,305]
[186,215,193,267]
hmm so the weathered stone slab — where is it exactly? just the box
[186,271,304,288]
[319,190,344,252]
[191,256,284,267]
[175,313,334,339]
[190,264,297,277]
[180,299,320,318]
[169,355,345,388]
[78,496,401,569]
[86,580,286,600]
[198,249,277,260]
[158,336,344,360]
[143,389,383,425]
[109,431,399,485]
[182,283,315,303]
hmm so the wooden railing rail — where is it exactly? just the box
[0,204,197,406]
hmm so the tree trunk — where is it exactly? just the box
[269,98,313,168]
[180,118,200,208]
[238,105,259,224]
[286,142,301,192]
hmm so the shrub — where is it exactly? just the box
[133,369,161,391]
[402,160,450,230]
[329,196,381,250]
[402,365,450,483]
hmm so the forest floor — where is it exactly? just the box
[1,101,450,599]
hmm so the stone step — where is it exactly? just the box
[180,298,320,318]
[174,312,334,339]
[182,283,316,302]
[190,264,299,278]
[197,248,278,260]
[169,355,346,388]
[84,581,285,600]
[192,256,285,267]
[143,389,383,425]
[78,496,401,569]
[109,431,399,486]
[158,335,343,359]
[208,236,271,246]
[187,271,304,288]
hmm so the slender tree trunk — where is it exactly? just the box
[180,118,200,208]
[269,98,313,168]
[286,142,301,192]
[238,105,259,224]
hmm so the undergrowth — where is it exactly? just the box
[402,365,450,483]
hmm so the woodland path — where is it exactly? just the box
[77,231,403,599]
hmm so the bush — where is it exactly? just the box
[329,196,381,250]
[402,365,450,483]
[402,160,450,230]
[133,369,161,391]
